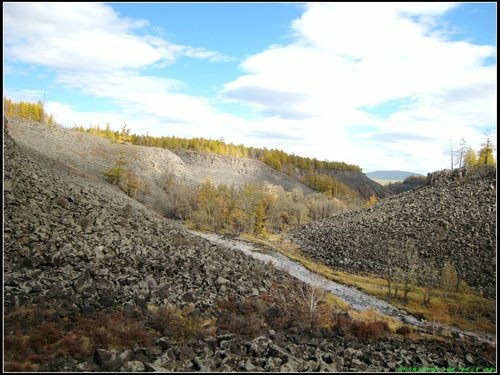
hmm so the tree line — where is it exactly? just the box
[73,123,361,172]
[3,97,60,127]
[453,136,496,167]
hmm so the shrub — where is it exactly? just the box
[336,314,354,336]
[457,280,472,294]
[4,304,156,371]
[119,171,145,199]
[58,334,91,358]
[216,312,266,336]
[351,320,391,340]
[147,304,213,344]
[54,195,69,208]
[103,155,127,185]
[396,325,411,335]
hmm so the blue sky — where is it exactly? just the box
[3,2,497,174]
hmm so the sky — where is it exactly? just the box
[3,2,497,175]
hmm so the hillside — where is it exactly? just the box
[366,171,425,181]
[4,118,497,371]
[171,149,314,194]
[6,117,312,214]
[71,119,391,200]
[290,166,497,298]
[320,169,392,200]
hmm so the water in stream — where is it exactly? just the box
[192,231,495,345]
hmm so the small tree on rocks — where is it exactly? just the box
[103,154,127,185]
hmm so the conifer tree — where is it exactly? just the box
[103,154,127,185]
[477,134,496,166]
[463,147,478,167]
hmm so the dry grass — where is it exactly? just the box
[147,303,216,344]
[349,308,404,332]
[242,234,496,335]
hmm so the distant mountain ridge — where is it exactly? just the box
[366,170,425,181]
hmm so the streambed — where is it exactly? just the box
[192,231,495,345]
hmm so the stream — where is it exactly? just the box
[192,231,495,345]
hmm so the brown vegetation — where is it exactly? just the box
[3,303,156,372]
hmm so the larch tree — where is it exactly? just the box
[463,147,478,167]
[477,133,496,166]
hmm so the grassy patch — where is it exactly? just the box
[349,308,404,333]
[241,234,496,335]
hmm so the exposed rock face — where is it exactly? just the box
[7,117,389,201]
[173,150,315,193]
[291,166,496,298]
[7,118,313,195]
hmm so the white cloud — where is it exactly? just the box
[4,3,496,174]
[3,2,229,71]
[4,3,238,141]
[221,2,496,173]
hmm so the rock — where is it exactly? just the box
[94,349,118,370]
[216,276,230,285]
[120,361,146,372]
[250,336,272,357]
[193,357,215,372]
[176,358,195,372]
[178,347,195,361]
[244,358,258,372]
[264,357,282,371]
[465,354,475,365]
[144,363,170,372]
[74,361,101,372]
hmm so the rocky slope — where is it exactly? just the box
[291,166,497,298]
[385,177,428,195]
[173,149,314,193]
[8,117,390,203]
[7,117,312,197]
[321,169,392,200]
[3,119,496,371]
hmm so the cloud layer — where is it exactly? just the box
[4,3,496,174]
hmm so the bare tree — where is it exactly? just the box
[296,279,327,329]
[383,241,401,301]
[418,262,439,306]
[398,240,420,301]
[455,137,467,168]
[268,276,327,329]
